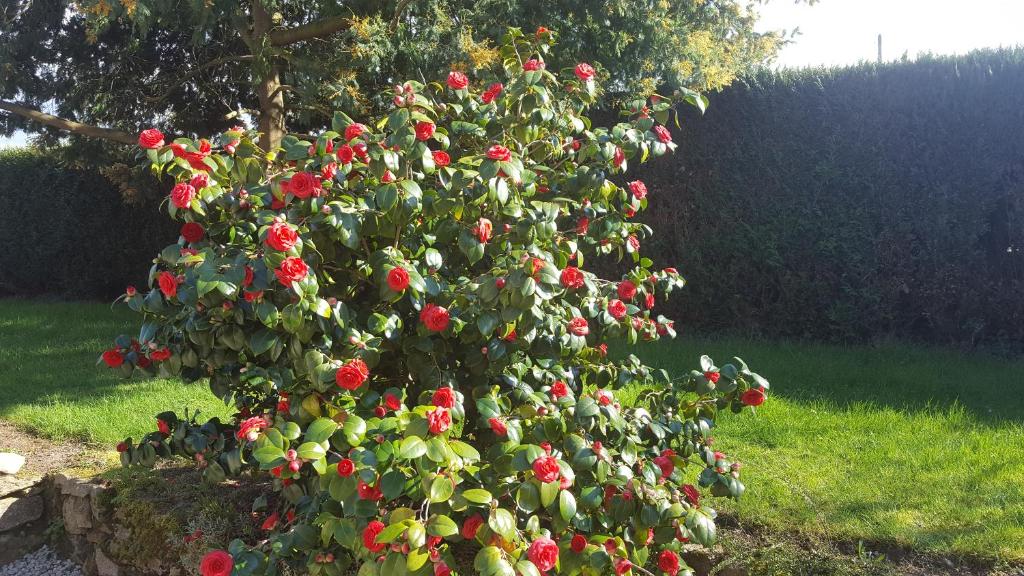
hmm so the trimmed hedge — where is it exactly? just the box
[636,49,1024,348]
[0,148,175,299]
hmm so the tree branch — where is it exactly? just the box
[269,16,349,46]
[143,54,255,103]
[0,101,135,145]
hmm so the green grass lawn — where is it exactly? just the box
[0,299,229,444]
[1,300,1022,563]
[635,339,1024,563]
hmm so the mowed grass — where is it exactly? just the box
[0,300,229,445]
[633,338,1024,563]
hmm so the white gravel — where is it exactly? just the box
[0,546,82,576]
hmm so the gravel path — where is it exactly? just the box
[0,546,82,576]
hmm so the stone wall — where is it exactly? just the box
[0,473,182,576]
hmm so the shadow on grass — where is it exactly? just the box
[0,299,150,411]
[627,336,1024,424]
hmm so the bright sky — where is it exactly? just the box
[756,0,1024,68]
[3,1,1024,147]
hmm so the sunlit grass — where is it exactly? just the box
[0,299,230,444]
[631,337,1024,562]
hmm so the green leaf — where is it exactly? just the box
[429,476,454,503]
[426,514,459,537]
[559,490,577,521]
[488,508,516,540]
[516,482,540,513]
[398,436,427,459]
[540,480,559,507]
[463,488,493,504]
[305,418,338,443]
[343,415,366,446]
[296,441,326,460]
[474,547,503,576]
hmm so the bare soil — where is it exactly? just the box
[0,420,109,477]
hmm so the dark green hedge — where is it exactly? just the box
[0,149,175,299]
[637,49,1024,348]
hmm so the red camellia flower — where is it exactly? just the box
[387,267,410,292]
[199,550,233,576]
[435,563,452,576]
[138,128,165,149]
[628,180,648,199]
[337,458,355,477]
[608,299,628,320]
[243,265,254,287]
[653,125,673,143]
[190,173,209,190]
[150,347,171,362]
[704,371,721,383]
[432,150,450,167]
[568,317,589,336]
[741,388,766,406]
[596,390,613,406]
[532,455,561,483]
[550,381,569,399]
[236,416,270,441]
[102,349,124,368]
[358,479,383,501]
[336,144,354,164]
[336,358,370,391]
[527,536,559,573]
[486,144,511,162]
[488,417,508,436]
[617,280,637,300]
[446,71,469,90]
[420,303,450,332]
[158,271,178,298]
[481,82,504,104]
[170,183,196,209]
[261,511,280,531]
[571,534,588,553]
[475,217,493,243]
[615,558,633,576]
[646,293,656,310]
[287,172,319,199]
[362,520,386,553]
[576,216,590,235]
[560,266,585,289]
[426,407,451,434]
[266,221,298,251]
[658,550,681,575]
[523,59,545,72]
[415,121,435,141]
[682,484,701,506]
[613,146,625,168]
[344,123,367,141]
[157,418,171,435]
[461,514,485,539]
[180,222,204,243]
[654,455,674,479]
[574,63,596,81]
[431,387,456,408]
[384,393,401,411]
[274,257,309,286]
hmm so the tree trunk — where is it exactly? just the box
[251,1,285,151]
[256,66,286,151]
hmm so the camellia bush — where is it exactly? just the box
[103,28,770,576]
